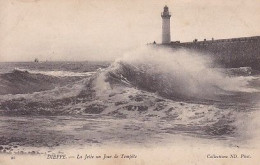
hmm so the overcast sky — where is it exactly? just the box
[0,0,260,61]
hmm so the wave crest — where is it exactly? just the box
[101,47,258,100]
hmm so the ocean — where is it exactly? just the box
[0,47,259,154]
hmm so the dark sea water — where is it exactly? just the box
[0,48,259,154]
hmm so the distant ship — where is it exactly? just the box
[34,58,39,63]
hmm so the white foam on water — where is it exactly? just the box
[14,68,95,77]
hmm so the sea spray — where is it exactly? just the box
[101,46,258,101]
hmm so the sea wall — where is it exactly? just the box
[161,36,260,70]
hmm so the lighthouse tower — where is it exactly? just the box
[161,5,171,44]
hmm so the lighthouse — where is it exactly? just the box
[161,5,171,44]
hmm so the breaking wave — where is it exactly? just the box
[0,47,258,115]
[101,47,258,100]
[0,47,259,141]
[14,68,95,77]
[0,69,89,95]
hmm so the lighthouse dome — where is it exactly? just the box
[164,5,169,12]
